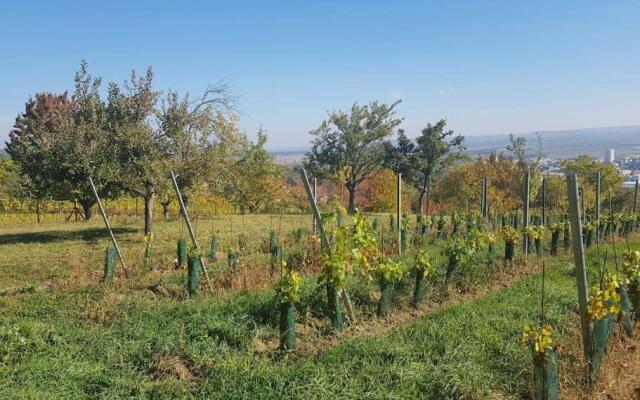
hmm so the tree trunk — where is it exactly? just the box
[161,202,170,220]
[418,178,429,215]
[79,198,95,220]
[425,178,431,215]
[144,192,155,236]
[346,182,357,214]
[36,199,41,223]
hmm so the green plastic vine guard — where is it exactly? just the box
[279,302,296,351]
[589,314,614,383]
[377,279,394,317]
[445,255,458,281]
[620,286,634,337]
[209,235,218,262]
[144,245,153,270]
[296,228,304,244]
[413,272,427,308]
[630,281,640,316]
[228,251,239,273]
[505,240,515,263]
[326,285,344,330]
[563,225,571,252]
[534,349,559,400]
[400,228,407,252]
[550,230,560,256]
[177,238,187,268]
[187,256,201,298]
[103,247,116,282]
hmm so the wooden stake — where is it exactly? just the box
[312,177,318,237]
[170,170,213,291]
[567,173,591,358]
[523,169,530,258]
[634,179,638,214]
[89,177,128,274]
[542,177,547,227]
[300,167,356,323]
[596,171,601,244]
[397,172,402,256]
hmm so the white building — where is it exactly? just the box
[604,148,615,163]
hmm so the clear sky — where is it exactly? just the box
[1,1,639,150]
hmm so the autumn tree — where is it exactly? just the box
[385,119,465,214]
[305,101,402,214]
[216,128,282,213]
[106,67,163,235]
[156,85,235,219]
[561,155,623,195]
[432,153,522,214]
[507,133,543,208]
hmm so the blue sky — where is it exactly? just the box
[1,1,639,150]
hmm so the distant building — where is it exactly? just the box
[604,148,615,163]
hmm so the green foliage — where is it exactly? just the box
[561,154,623,195]
[385,119,465,211]
[373,258,406,283]
[502,226,520,243]
[444,235,478,266]
[413,249,435,279]
[305,101,402,213]
[275,270,302,304]
[507,133,543,207]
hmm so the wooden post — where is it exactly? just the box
[89,177,128,274]
[300,167,356,323]
[523,169,530,257]
[312,177,318,236]
[425,177,431,216]
[397,172,402,256]
[634,179,639,214]
[484,176,489,219]
[567,173,591,358]
[596,171,601,244]
[170,170,213,290]
[481,176,486,217]
[300,168,329,249]
[579,187,585,225]
[542,177,547,227]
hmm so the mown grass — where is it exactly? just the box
[1,216,637,399]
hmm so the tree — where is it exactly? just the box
[6,62,121,221]
[215,127,282,213]
[507,133,543,208]
[107,67,162,235]
[305,101,402,214]
[385,119,465,214]
[156,85,235,219]
[432,153,521,214]
[6,92,74,211]
[561,155,623,195]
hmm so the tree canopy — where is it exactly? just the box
[305,101,402,213]
[385,119,465,214]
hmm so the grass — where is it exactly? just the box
[1,215,638,399]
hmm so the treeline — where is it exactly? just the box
[303,100,629,215]
[4,61,281,234]
[3,65,631,230]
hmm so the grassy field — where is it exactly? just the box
[0,215,638,399]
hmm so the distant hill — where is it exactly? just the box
[270,125,640,163]
[464,126,640,160]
